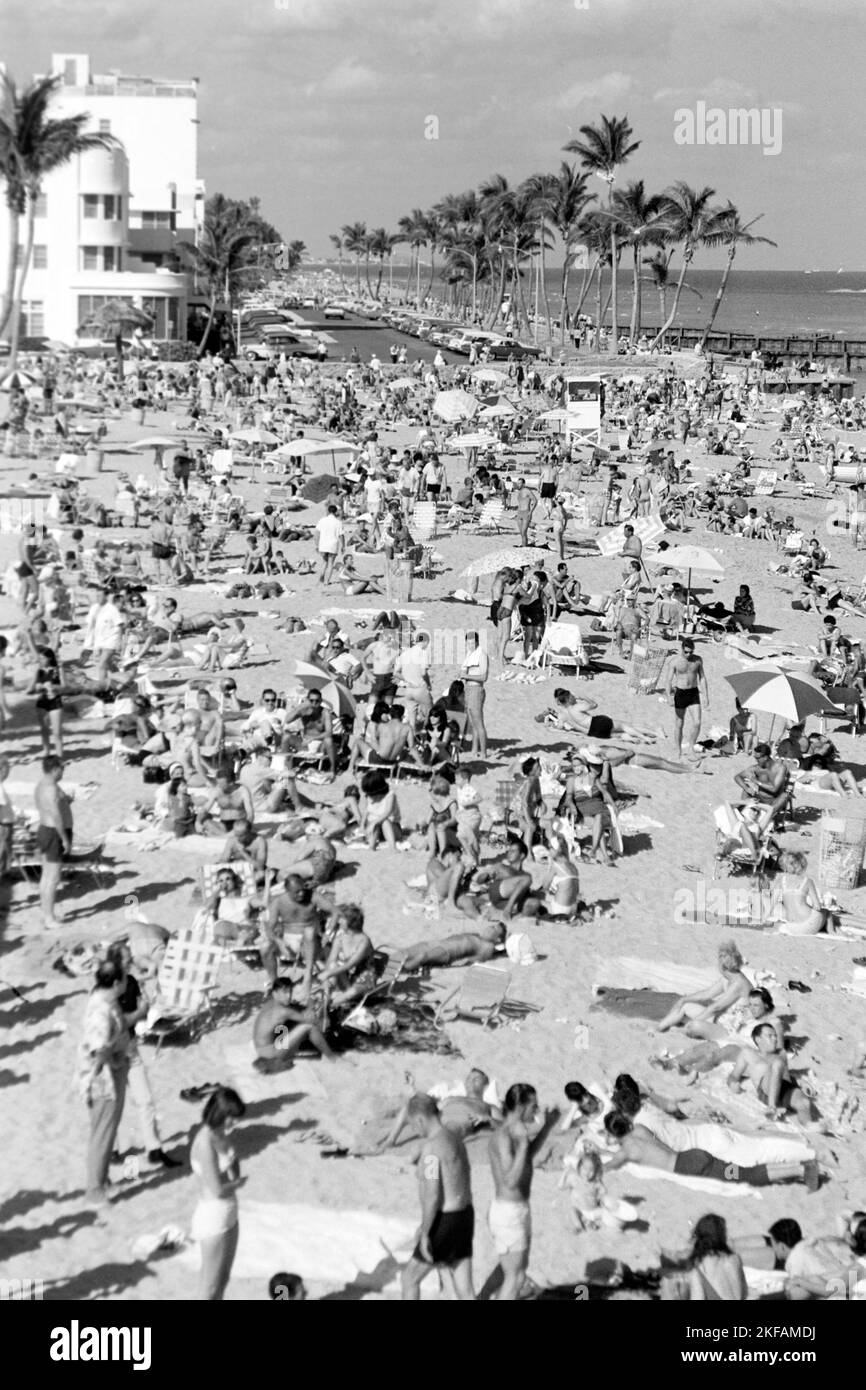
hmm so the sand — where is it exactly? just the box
[2,377,866,1300]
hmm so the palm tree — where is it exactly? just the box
[77,298,153,378]
[284,239,306,274]
[521,173,559,344]
[367,227,395,298]
[699,205,776,349]
[478,177,537,336]
[329,232,345,287]
[341,222,367,295]
[607,180,670,344]
[0,72,116,367]
[643,249,702,342]
[648,183,721,351]
[539,163,595,345]
[564,114,640,355]
[182,194,259,355]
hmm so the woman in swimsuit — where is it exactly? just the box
[205,867,256,943]
[773,850,834,936]
[190,1086,246,1300]
[495,570,520,666]
[318,902,375,1007]
[657,940,751,1034]
[27,644,65,758]
[537,833,584,919]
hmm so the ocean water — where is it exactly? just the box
[327,265,866,339]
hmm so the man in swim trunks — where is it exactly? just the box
[486,1083,560,1300]
[252,977,336,1072]
[281,689,337,779]
[475,840,533,919]
[666,637,708,759]
[602,1111,819,1190]
[727,1022,814,1123]
[402,920,506,973]
[262,874,323,988]
[401,1094,476,1301]
[734,743,790,833]
[34,753,73,927]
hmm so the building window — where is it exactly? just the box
[80,246,120,271]
[33,193,47,218]
[141,210,173,230]
[104,195,122,220]
[33,245,47,269]
[83,194,99,219]
[99,118,111,134]
[19,301,45,337]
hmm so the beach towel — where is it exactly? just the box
[176,1200,418,1285]
[593,957,716,997]
[619,1163,763,1199]
[592,988,680,1023]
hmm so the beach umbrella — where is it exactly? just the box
[649,544,724,605]
[131,436,179,450]
[0,369,36,390]
[480,400,517,419]
[300,473,337,502]
[388,378,416,391]
[538,407,569,423]
[461,546,550,579]
[293,660,356,719]
[724,664,841,727]
[229,427,281,446]
[450,431,498,449]
[275,438,357,458]
[432,389,479,423]
[471,367,508,387]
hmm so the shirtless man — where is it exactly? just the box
[602,1111,819,1190]
[402,920,506,974]
[734,743,790,833]
[382,1070,501,1151]
[252,977,336,1072]
[666,637,709,759]
[34,754,73,927]
[400,1094,476,1301]
[262,874,322,990]
[513,478,538,547]
[423,843,481,917]
[194,771,254,836]
[727,1022,814,1123]
[475,841,533,919]
[486,1083,561,1300]
[282,690,336,779]
[350,704,415,773]
[221,818,269,886]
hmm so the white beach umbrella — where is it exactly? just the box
[432,389,479,423]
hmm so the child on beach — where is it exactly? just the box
[454,767,482,865]
[426,775,458,857]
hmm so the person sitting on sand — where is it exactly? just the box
[379,1069,502,1150]
[401,920,506,974]
[221,818,269,887]
[281,831,338,894]
[727,1022,815,1124]
[359,769,401,849]
[657,940,751,1035]
[262,874,323,989]
[205,866,257,944]
[533,832,585,919]
[653,986,785,1080]
[317,902,375,1007]
[771,850,836,935]
[195,771,255,837]
[253,977,337,1072]
[473,839,534,918]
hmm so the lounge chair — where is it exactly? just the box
[435,963,512,1028]
[139,925,225,1051]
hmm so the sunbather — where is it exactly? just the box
[401,920,506,973]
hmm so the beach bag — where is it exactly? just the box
[506,932,538,965]
[142,764,169,784]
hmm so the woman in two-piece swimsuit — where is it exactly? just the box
[189,1087,246,1300]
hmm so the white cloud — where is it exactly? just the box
[311,58,379,97]
[555,72,633,111]
[653,78,756,105]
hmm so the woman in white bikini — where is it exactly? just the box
[190,1086,246,1300]
[537,833,583,918]
[773,850,834,935]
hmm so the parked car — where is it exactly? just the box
[323,305,345,319]
[244,332,323,360]
[486,339,542,360]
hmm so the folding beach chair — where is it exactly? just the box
[537,619,586,676]
[411,501,438,542]
[465,499,504,534]
[435,963,512,1028]
[140,925,225,1051]
[199,859,258,903]
[752,469,778,497]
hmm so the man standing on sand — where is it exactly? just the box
[400,1093,476,1301]
[34,753,72,927]
[486,1083,560,1300]
[513,478,538,547]
[666,637,709,759]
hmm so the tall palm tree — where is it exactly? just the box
[0,72,116,367]
[521,173,559,344]
[607,180,670,344]
[341,221,367,295]
[329,232,345,287]
[648,183,721,351]
[540,162,595,345]
[564,114,640,355]
[699,205,776,349]
[77,299,153,378]
[367,227,395,299]
[182,194,259,355]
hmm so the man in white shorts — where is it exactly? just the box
[486,1083,559,1300]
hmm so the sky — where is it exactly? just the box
[2,0,864,269]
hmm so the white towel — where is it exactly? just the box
[620,1163,763,1199]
